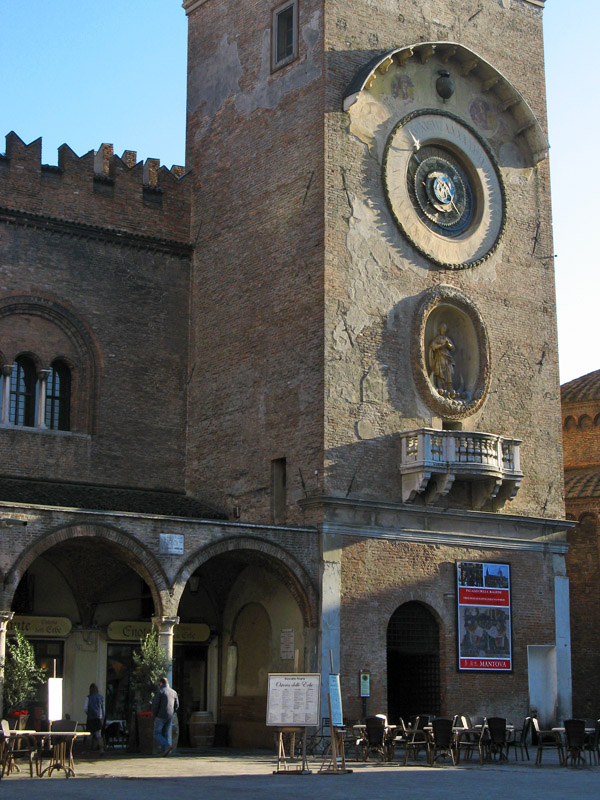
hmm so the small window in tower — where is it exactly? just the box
[271,457,287,524]
[9,356,36,427]
[272,0,298,71]
[45,359,71,431]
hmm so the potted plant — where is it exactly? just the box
[2,629,46,726]
[130,630,171,754]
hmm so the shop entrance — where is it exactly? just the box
[387,601,440,722]
[106,643,135,722]
[173,644,208,746]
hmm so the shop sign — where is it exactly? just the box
[174,623,210,643]
[107,621,152,641]
[9,616,72,637]
[456,561,512,672]
[107,621,210,642]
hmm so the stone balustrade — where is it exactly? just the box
[399,428,523,508]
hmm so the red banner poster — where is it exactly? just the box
[457,561,512,672]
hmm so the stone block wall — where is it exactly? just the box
[322,0,563,519]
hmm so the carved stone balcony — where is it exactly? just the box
[399,428,523,508]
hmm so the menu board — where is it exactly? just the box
[328,673,343,727]
[457,561,512,672]
[266,673,321,727]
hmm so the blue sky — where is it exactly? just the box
[0,1,594,384]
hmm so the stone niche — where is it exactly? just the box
[413,284,490,420]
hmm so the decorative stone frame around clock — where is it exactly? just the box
[382,109,507,270]
[412,285,490,420]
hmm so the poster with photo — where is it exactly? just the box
[456,561,512,671]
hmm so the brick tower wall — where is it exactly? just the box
[183,0,326,523]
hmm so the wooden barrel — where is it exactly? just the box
[189,711,215,748]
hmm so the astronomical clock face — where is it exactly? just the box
[383,110,506,269]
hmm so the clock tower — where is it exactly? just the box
[182,0,570,725]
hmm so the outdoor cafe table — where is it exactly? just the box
[9,729,90,778]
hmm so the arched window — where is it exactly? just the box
[9,356,36,426]
[45,360,71,431]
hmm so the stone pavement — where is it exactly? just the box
[0,748,597,799]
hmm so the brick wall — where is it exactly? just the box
[0,207,191,493]
[340,537,557,722]
[0,133,190,243]
[562,386,600,717]
[184,0,326,522]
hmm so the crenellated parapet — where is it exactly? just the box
[0,133,191,244]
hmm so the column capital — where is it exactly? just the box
[0,611,14,631]
[1,364,12,378]
[152,615,180,634]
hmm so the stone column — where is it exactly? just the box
[1,365,11,425]
[36,368,51,429]
[0,611,15,718]
[554,574,573,721]
[152,615,179,685]
[320,530,342,720]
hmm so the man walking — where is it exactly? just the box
[152,676,179,757]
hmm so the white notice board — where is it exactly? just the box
[266,673,321,727]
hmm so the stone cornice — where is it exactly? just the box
[0,500,317,534]
[0,206,192,257]
[300,494,572,553]
[322,519,568,554]
[182,0,209,14]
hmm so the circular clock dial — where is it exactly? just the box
[383,110,506,269]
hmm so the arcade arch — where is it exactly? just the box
[175,537,318,748]
[4,524,166,724]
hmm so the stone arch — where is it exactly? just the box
[3,523,169,616]
[564,415,577,432]
[173,535,318,628]
[0,293,102,432]
[578,511,599,527]
[342,41,548,166]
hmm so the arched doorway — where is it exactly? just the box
[387,602,440,722]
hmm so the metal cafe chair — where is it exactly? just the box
[563,719,586,767]
[0,719,34,777]
[506,716,531,761]
[358,716,388,761]
[531,717,564,765]
[404,716,429,764]
[584,719,600,766]
[428,717,457,766]
[452,714,478,763]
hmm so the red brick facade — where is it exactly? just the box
[561,370,600,718]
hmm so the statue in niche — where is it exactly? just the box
[428,322,457,398]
